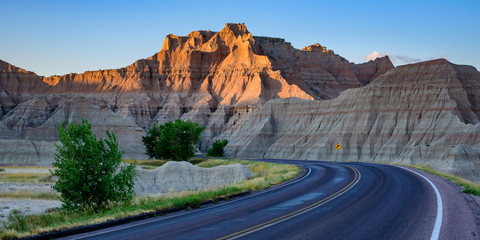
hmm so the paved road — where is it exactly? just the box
[63,160,477,240]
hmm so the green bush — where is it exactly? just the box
[207,139,229,157]
[51,119,136,212]
[142,119,204,161]
[0,167,5,172]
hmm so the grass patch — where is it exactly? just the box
[0,166,51,169]
[0,191,59,200]
[408,164,480,196]
[0,173,51,184]
[1,158,301,239]
[188,158,206,165]
[384,163,480,197]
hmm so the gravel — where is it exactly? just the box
[0,183,56,193]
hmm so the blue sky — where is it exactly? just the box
[1,0,478,76]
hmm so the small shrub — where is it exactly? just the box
[207,140,229,157]
[51,119,136,212]
[0,167,5,172]
[3,210,28,232]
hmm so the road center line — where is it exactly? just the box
[397,166,443,240]
[217,165,361,240]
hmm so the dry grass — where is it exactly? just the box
[0,167,58,201]
[197,158,300,191]
[1,158,301,239]
[0,173,51,184]
[0,191,59,200]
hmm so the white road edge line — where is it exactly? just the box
[69,166,312,240]
[397,166,443,240]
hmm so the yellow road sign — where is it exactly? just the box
[335,144,342,150]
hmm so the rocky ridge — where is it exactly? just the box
[1,23,479,182]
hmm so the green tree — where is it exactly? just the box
[143,119,204,161]
[142,121,163,158]
[51,119,136,212]
[207,139,229,157]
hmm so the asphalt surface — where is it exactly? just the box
[61,160,478,240]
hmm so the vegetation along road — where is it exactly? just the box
[61,160,478,240]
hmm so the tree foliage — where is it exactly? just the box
[142,121,162,159]
[207,139,229,157]
[142,119,204,161]
[51,119,136,212]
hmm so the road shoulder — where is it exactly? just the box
[401,166,479,240]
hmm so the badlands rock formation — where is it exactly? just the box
[1,23,479,182]
[224,59,480,182]
[0,23,390,163]
[134,161,253,195]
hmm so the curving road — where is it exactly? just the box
[62,160,477,240]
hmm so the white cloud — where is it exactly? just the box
[389,55,421,64]
[364,51,447,65]
[365,51,384,61]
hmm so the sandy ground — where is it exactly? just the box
[1,167,60,224]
